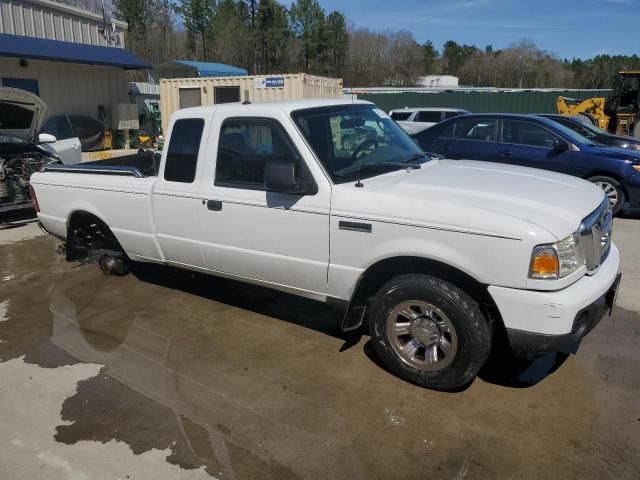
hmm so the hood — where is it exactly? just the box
[592,144,640,162]
[0,87,47,142]
[332,159,604,241]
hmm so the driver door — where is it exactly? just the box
[197,110,331,298]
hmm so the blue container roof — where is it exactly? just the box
[153,60,248,78]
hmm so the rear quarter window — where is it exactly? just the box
[444,111,463,119]
[415,111,442,123]
[390,111,412,121]
[164,118,204,183]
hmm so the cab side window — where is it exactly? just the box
[164,118,204,183]
[215,118,300,190]
[503,120,557,148]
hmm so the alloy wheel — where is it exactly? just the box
[386,300,458,371]
[595,181,619,209]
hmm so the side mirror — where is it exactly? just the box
[265,159,316,195]
[552,139,569,152]
[38,133,57,144]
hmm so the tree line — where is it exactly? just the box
[109,0,348,78]
[58,1,640,89]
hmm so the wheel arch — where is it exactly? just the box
[584,170,624,183]
[340,255,502,333]
[583,171,629,206]
[66,209,125,261]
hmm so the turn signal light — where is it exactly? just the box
[530,247,559,279]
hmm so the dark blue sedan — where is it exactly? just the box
[412,113,640,215]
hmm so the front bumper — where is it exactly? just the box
[488,244,621,356]
[507,272,621,357]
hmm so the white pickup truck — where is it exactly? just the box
[31,99,621,391]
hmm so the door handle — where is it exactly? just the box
[442,145,450,151]
[500,149,512,157]
[206,200,222,211]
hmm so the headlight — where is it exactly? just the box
[529,233,585,279]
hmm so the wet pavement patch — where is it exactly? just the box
[1,233,640,479]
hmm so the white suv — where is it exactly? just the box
[390,107,470,134]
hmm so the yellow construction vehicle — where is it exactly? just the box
[557,70,640,137]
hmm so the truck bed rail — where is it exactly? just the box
[42,164,146,178]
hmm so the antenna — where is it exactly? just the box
[354,164,363,187]
[99,0,113,43]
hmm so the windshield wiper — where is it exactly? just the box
[337,161,420,188]
[403,151,444,162]
[402,151,430,163]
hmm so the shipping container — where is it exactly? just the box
[159,73,343,132]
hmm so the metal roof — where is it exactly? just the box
[152,60,248,79]
[0,33,150,69]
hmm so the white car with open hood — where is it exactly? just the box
[0,87,81,164]
[30,99,621,391]
[0,87,81,212]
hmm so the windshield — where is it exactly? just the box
[292,105,424,183]
[573,118,606,136]
[0,133,28,144]
[0,101,35,131]
[545,119,598,146]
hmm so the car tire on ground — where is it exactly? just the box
[368,274,492,391]
[588,175,626,215]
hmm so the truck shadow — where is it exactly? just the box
[129,263,569,390]
[478,351,569,388]
[129,262,353,340]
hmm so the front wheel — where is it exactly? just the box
[589,176,625,215]
[369,274,491,391]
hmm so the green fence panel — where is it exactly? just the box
[359,90,612,114]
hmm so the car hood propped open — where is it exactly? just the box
[0,87,47,142]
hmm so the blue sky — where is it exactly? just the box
[288,0,639,59]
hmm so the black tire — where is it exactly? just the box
[588,175,626,216]
[368,274,491,391]
[98,253,129,276]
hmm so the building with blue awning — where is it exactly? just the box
[0,0,149,122]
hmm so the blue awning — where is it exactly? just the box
[152,60,248,79]
[0,33,150,69]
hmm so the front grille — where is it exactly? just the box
[579,198,613,272]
